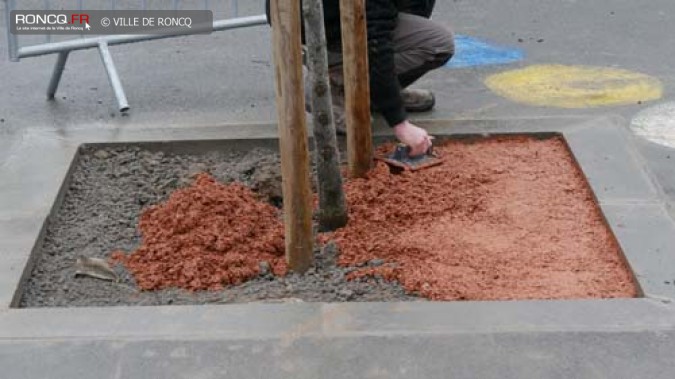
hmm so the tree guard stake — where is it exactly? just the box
[270,0,314,273]
[340,0,373,178]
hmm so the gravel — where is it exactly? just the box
[19,144,419,308]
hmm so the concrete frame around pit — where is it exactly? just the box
[1,116,675,378]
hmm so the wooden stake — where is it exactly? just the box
[303,0,349,231]
[340,0,373,178]
[270,0,314,273]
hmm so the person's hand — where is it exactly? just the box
[393,120,433,156]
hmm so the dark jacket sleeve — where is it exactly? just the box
[266,0,408,127]
[399,0,435,18]
[366,0,407,127]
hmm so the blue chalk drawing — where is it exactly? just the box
[445,35,524,69]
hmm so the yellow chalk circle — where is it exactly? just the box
[485,64,663,108]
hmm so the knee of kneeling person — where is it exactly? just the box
[430,29,455,67]
[420,24,455,68]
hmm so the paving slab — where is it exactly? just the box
[2,329,675,379]
[0,215,45,307]
[0,183,61,220]
[563,118,661,203]
[321,299,675,335]
[602,203,675,299]
[0,303,324,340]
[634,137,675,218]
[0,255,31,308]
[1,299,672,340]
[0,215,44,254]
[1,300,674,378]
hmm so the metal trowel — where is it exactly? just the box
[375,143,444,172]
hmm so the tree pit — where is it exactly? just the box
[18,134,637,308]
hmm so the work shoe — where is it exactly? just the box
[401,88,436,113]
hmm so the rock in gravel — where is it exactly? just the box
[250,162,283,205]
[368,258,385,267]
[319,241,339,268]
[338,289,354,300]
[94,150,110,160]
[187,163,208,178]
[259,261,271,276]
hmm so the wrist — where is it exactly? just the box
[393,120,409,131]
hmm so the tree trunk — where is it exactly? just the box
[303,0,349,231]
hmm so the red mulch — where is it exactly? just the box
[322,137,638,301]
[111,173,286,291]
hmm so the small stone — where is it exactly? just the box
[338,289,354,299]
[369,258,385,267]
[320,241,339,266]
[251,162,283,204]
[0,118,4,123]
[259,261,271,275]
[187,163,208,178]
[94,150,110,160]
[537,38,544,43]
